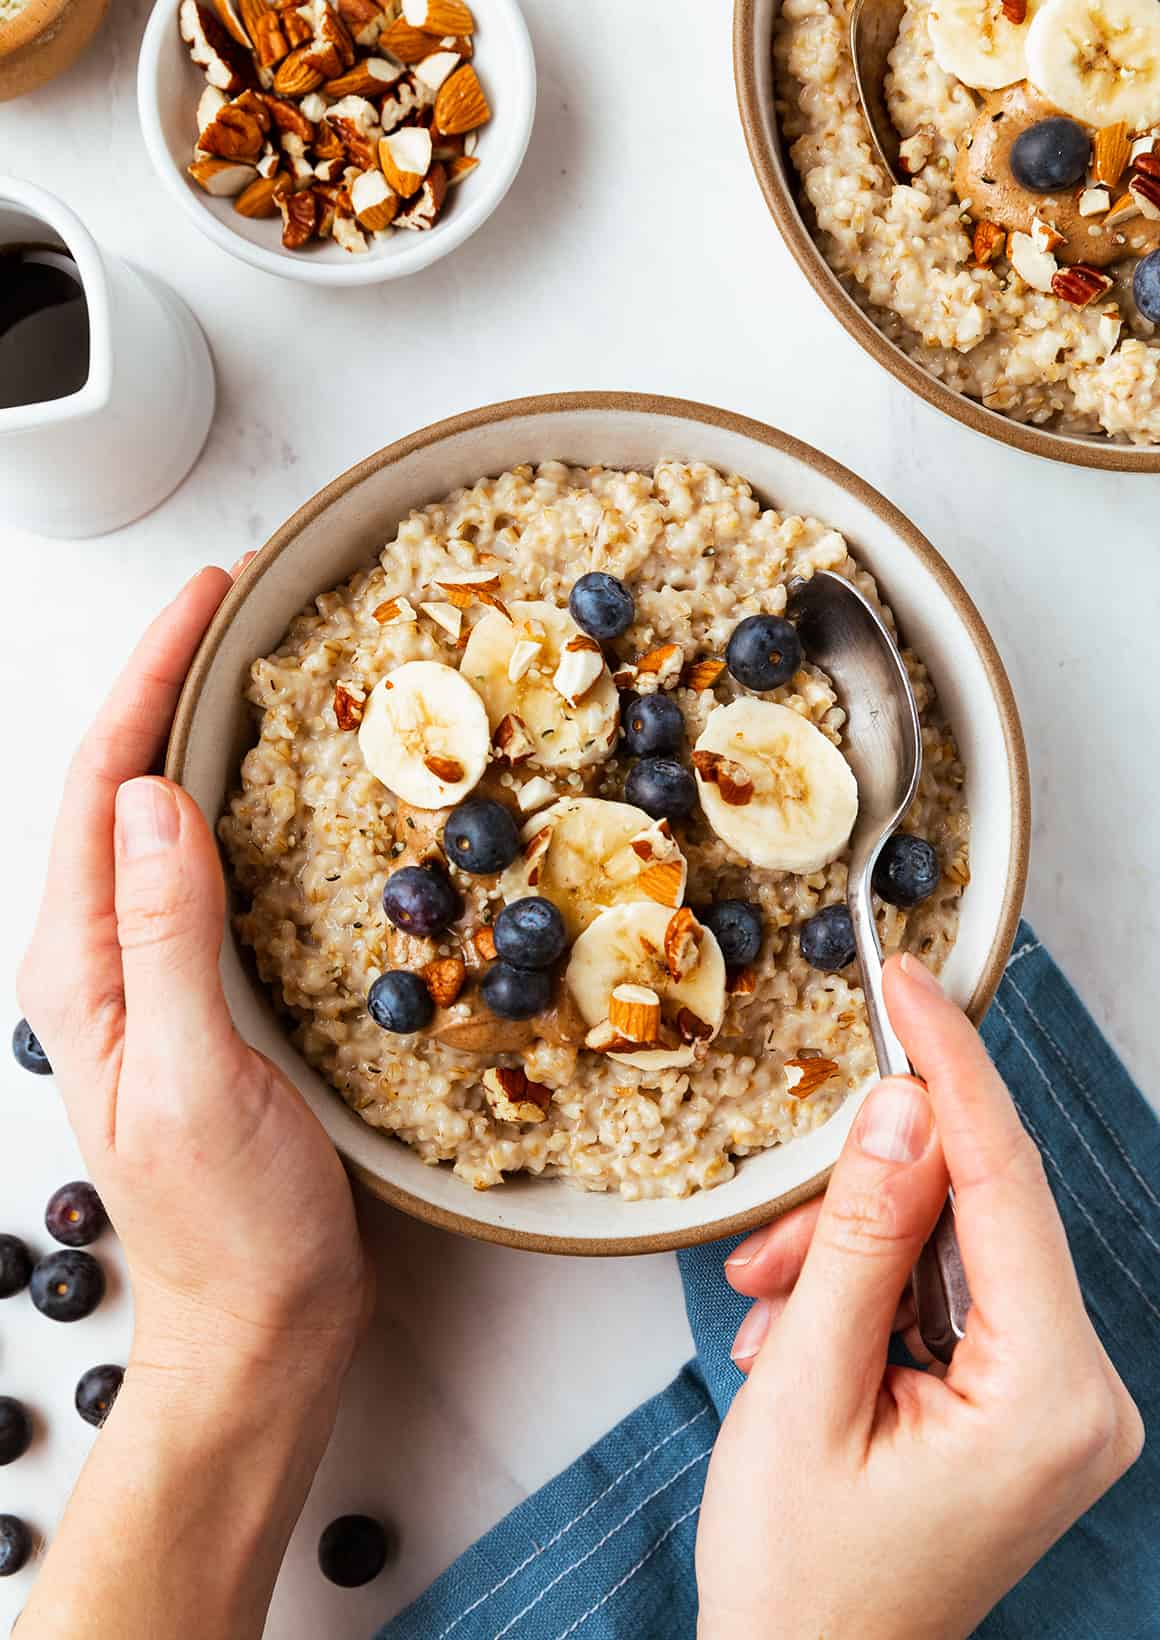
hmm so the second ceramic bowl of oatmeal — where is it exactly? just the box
[138,0,535,283]
[735,0,1160,470]
[168,392,1029,1255]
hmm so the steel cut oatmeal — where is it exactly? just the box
[774,0,1160,441]
[220,462,968,1199]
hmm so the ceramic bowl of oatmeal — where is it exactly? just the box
[736,0,1160,468]
[167,392,1029,1254]
[0,0,108,100]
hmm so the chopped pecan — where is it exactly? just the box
[1050,263,1114,307]
[421,955,467,1007]
[472,925,498,961]
[676,1008,713,1043]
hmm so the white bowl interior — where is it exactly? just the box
[137,0,535,285]
[177,403,1022,1246]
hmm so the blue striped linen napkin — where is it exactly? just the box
[378,925,1160,1640]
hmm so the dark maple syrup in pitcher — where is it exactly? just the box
[0,244,90,411]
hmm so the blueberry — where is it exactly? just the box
[444,798,521,875]
[0,1399,31,1467]
[318,1514,393,1588]
[494,897,567,970]
[367,971,434,1034]
[624,757,698,822]
[11,1019,51,1076]
[800,905,857,973]
[700,900,763,967]
[382,864,459,937]
[1010,117,1090,193]
[1134,249,1160,323]
[622,694,684,757]
[482,961,553,1020]
[872,834,940,908]
[568,572,634,640]
[45,1182,107,1249]
[0,1235,32,1299]
[75,1364,124,1429]
[726,614,802,692]
[0,1515,31,1577]
[29,1250,105,1323]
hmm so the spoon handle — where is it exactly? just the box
[848,879,971,1363]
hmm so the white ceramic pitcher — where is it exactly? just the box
[0,177,215,538]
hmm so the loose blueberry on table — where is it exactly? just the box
[624,757,698,821]
[0,1398,32,1467]
[622,693,684,757]
[481,962,553,1021]
[725,613,802,692]
[367,971,435,1035]
[0,1234,33,1299]
[568,572,634,640]
[0,1515,32,1578]
[443,798,520,875]
[317,1514,393,1589]
[800,905,857,973]
[1009,117,1091,192]
[75,1364,125,1430]
[45,1181,108,1249]
[493,897,567,970]
[872,834,940,908]
[29,1249,105,1323]
[11,1018,51,1076]
[382,864,460,937]
[700,900,763,968]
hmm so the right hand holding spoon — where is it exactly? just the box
[694,952,1144,1640]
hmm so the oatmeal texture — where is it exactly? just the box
[774,0,1160,440]
[220,462,968,1199]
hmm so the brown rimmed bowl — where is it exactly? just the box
[0,0,108,101]
[734,0,1160,472]
[167,391,1030,1256]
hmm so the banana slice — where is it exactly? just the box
[565,902,726,1073]
[928,0,1043,89]
[693,700,858,874]
[1026,0,1160,127]
[501,797,688,939]
[460,601,619,772]
[358,660,489,809]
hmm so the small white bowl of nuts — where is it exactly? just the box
[137,0,535,283]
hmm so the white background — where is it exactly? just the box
[1,0,1158,1633]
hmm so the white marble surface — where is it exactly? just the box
[1,0,1158,1633]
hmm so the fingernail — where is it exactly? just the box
[725,1231,763,1270]
[230,551,258,579]
[116,780,179,861]
[899,952,942,996]
[730,1299,772,1364]
[857,1079,931,1164]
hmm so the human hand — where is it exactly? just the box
[17,568,371,1392]
[695,953,1143,1640]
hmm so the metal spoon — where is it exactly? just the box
[787,570,970,1364]
[849,0,907,184]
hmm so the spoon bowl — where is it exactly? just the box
[849,0,907,183]
[789,569,971,1361]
